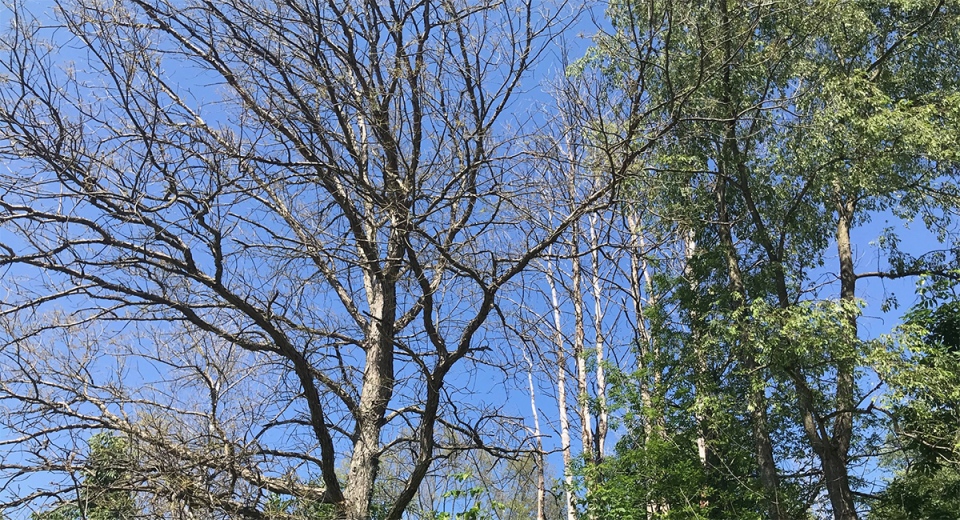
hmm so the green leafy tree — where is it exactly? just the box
[33,433,136,520]
[578,0,960,519]
[871,299,960,519]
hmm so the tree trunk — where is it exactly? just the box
[628,214,661,441]
[715,174,784,520]
[345,277,397,520]
[548,261,578,520]
[683,231,713,511]
[630,215,668,519]
[569,228,595,465]
[525,350,548,520]
[826,193,859,520]
[588,213,608,459]
[790,189,858,520]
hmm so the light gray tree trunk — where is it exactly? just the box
[588,213,609,459]
[547,261,578,520]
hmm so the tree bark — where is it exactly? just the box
[825,193,859,520]
[682,231,713,511]
[628,214,661,441]
[569,226,595,466]
[548,261,578,520]
[715,171,784,520]
[524,349,549,520]
[588,213,609,459]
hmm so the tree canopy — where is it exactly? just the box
[1,0,959,519]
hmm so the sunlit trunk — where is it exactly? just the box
[826,193,858,520]
[588,213,608,459]
[547,261,578,520]
[569,228,595,465]
[628,214,660,441]
[525,350,548,520]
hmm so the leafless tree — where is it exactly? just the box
[0,0,681,518]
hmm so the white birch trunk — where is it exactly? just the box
[524,349,548,520]
[588,213,608,459]
[569,229,594,463]
[547,260,578,520]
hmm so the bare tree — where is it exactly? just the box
[0,0,680,518]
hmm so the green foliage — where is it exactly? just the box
[578,0,960,516]
[583,427,779,520]
[869,466,960,520]
[741,300,867,385]
[431,471,487,520]
[583,435,708,520]
[32,433,136,520]
[263,488,339,520]
[871,299,960,519]
[884,300,960,464]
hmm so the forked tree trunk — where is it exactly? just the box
[791,190,859,520]
[827,193,859,520]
